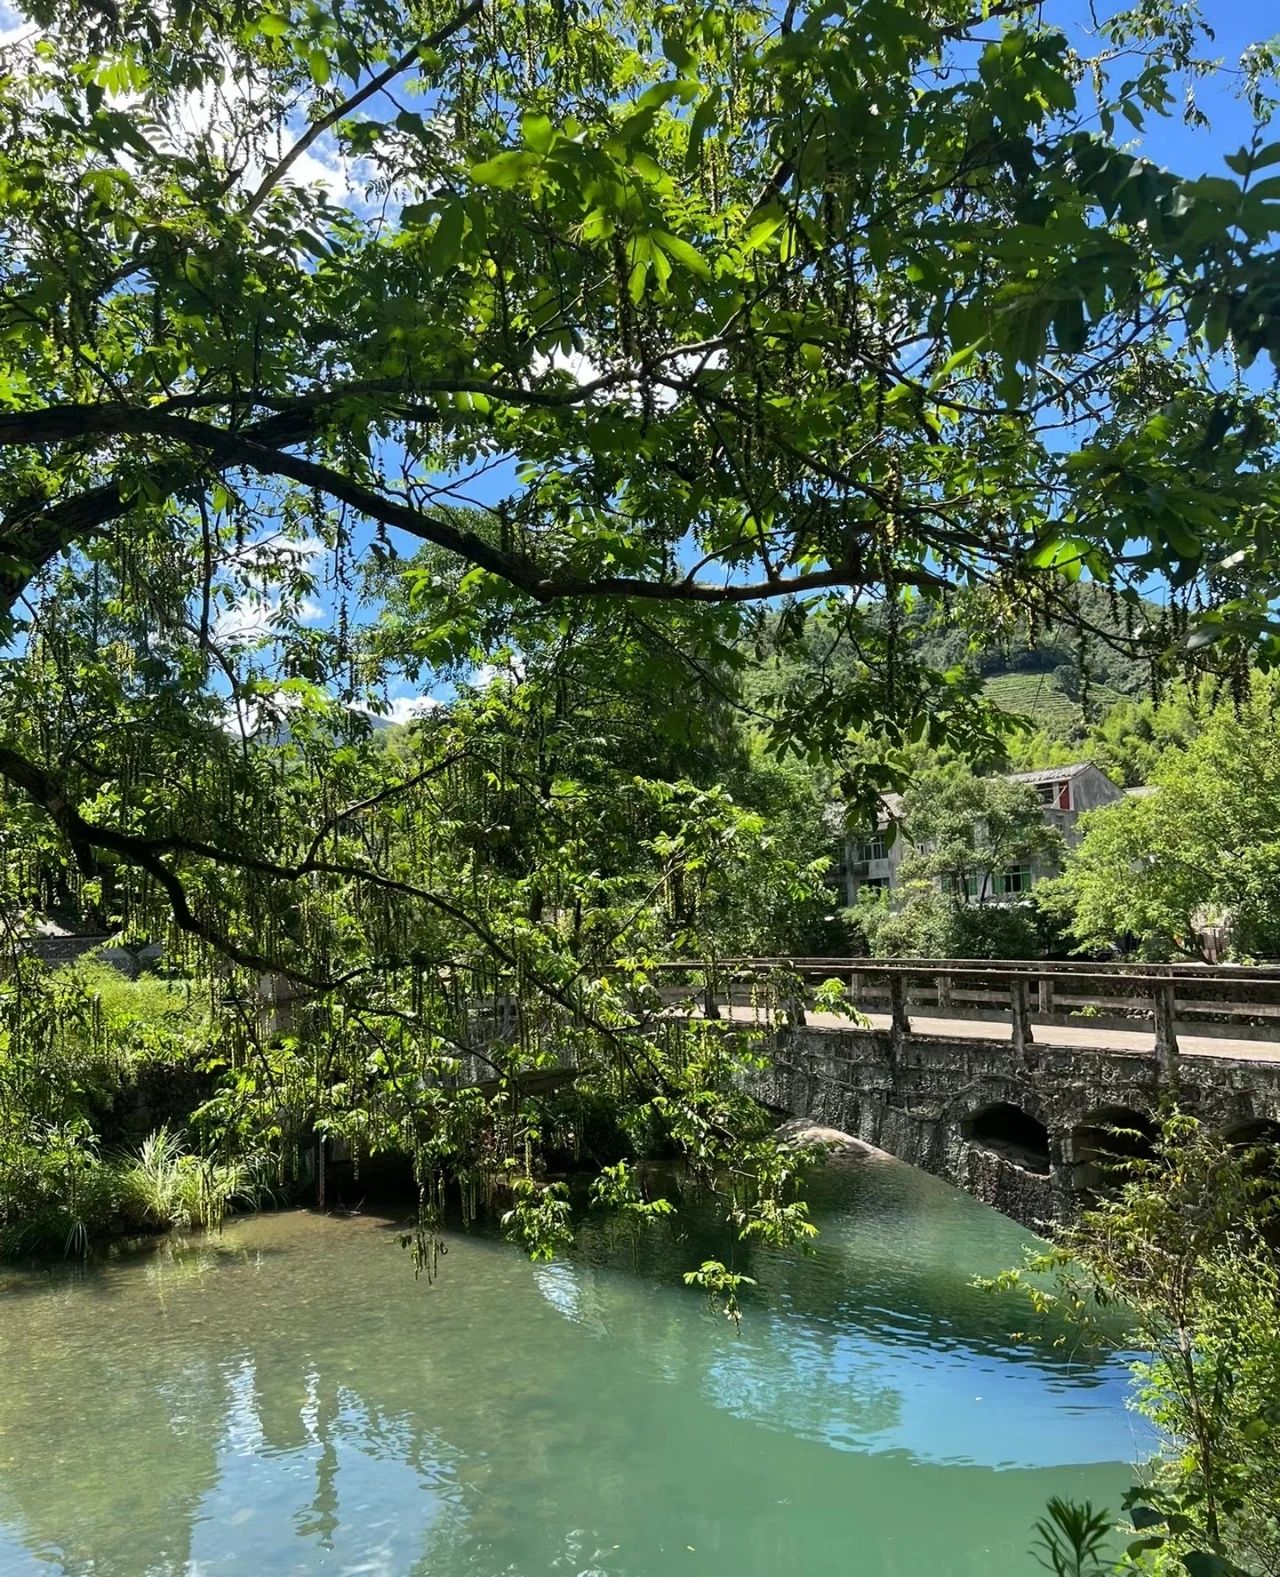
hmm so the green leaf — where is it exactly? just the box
[1205,297,1231,354]
[1250,139,1280,169]
[394,109,434,145]
[635,77,700,111]
[653,231,710,279]
[522,113,555,154]
[429,201,466,270]
[470,150,540,188]
[1182,1553,1253,1577]
[1028,536,1089,577]
[930,342,982,386]
[1053,298,1087,354]
[1128,1506,1167,1530]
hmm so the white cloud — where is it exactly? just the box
[287,147,354,204]
[225,532,326,588]
[535,345,607,386]
[0,1,34,49]
[379,694,440,725]
[213,592,325,647]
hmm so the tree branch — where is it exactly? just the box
[0,403,878,608]
[242,0,484,218]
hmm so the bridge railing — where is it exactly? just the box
[649,957,1280,1068]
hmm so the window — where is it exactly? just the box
[996,864,1033,896]
[860,834,888,862]
[1036,781,1072,811]
[861,875,890,891]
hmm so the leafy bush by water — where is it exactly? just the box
[116,1127,278,1234]
[0,957,276,1255]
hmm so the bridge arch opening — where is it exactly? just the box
[961,1103,1050,1175]
[1222,1117,1280,1148]
[1222,1118,1280,1178]
[1071,1107,1157,1196]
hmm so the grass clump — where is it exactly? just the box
[116,1127,278,1234]
[0,956,279,1257]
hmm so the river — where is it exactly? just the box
[0,1150,1142,1576]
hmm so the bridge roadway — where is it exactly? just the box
[715,1002,1280,1065]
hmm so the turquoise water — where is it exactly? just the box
[0,1153,1141,1575]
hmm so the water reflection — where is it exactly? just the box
[0,1154,1141,1577]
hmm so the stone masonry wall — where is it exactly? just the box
[752,1025,1280,1231]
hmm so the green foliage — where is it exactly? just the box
[499,1176,574,1263]
[0,957,220,1254]
[1,0,1279,902]
[1046,677,1280,959]
[810,976,864,1021]
[682,1259,757,1330]
[588,1161,673,1225]
[983,673,1091,745]
[0,1118,117,1258]
[850,766,1061,958]
[0,1121,275,1257]
[1032,1498,1115,1577]
[0,0,1278,1291]
[1083,682,1219,789]
[896,768,1065,899]
[1001,1115,1280,1576]
[854,882,1044,960]
[116,1126,277,1234]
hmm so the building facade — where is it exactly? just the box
[836,762,1125,906]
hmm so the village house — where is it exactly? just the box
[835,762,1125,906]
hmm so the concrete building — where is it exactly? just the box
[836,762,1125,906]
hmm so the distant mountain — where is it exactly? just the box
[979,671,1132,743]
[910,583,1155,742]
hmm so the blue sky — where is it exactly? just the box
[1058,0,1277,167]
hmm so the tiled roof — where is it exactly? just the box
[1006,763,1094,785]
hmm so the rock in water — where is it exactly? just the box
[774,1119,884,1157]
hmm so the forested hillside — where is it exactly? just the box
[744,583,1241,787]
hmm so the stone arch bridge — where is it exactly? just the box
[665,958,1280,1230]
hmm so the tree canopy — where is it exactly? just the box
[852,765,1061,957]
[3,0,1280,925]
[1045,676,1280,961]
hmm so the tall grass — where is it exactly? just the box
[1,1126,280,1257]
[116,1127,279,1233]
